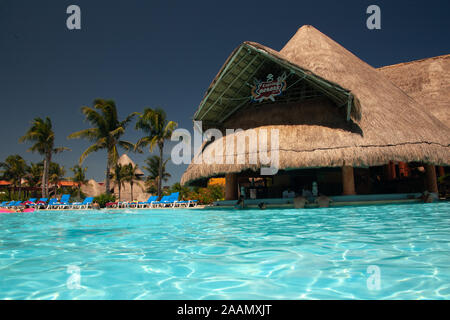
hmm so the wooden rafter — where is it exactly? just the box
[199,53,259,120]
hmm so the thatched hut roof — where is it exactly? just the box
[80,179,105,197]
[181,25,450,185]
[115,154,144,176]
[378,54,450,127]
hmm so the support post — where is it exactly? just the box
[388,161,396,180]
[342,166,356,195]
[425,164,438,193]
[438,166,445,177]
[225,173,238,201]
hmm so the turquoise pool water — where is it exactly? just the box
[0,202,449,299]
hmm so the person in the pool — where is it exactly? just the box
[420,190,438,203]
[294,195,308,209]
[234,196,245,209]
[315,194,333,208]
[258,202,266,210]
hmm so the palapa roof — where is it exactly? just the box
[115,154,144,176]
[80,179,105,197]
[181,25,450,185]
[378,54,450,127]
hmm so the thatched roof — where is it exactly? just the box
[115,154,144,175]
[181,25,450,185]
[378,54,450,127]
[80,179,105,197]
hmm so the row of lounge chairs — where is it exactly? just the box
[0,195,94,210]
[1,193,198,211]
[106,192,198,208]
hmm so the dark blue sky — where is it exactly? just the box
[1,0,449,185]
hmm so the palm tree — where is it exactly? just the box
[19,117,69,197]
[48,162,65,197]
[70,164,88,200]
[0,155,29,199]
[135,108,177,198]
[68,99,137,194]
[26,162,43,197]
[142,155,171,195]
[111,164,127,201]
[122,163,142,201]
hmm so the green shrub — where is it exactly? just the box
[94,193,116,208]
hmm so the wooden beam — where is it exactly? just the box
[342,166,356,195]
[200,53,259,120]
[425,164,438,193]
[194,46,245,119]
[216,60,266,120]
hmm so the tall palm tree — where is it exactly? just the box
[111,164,126,201]
[0,155,29,199]
[68,99,137,194]
[48,162,65,197]
[135,108,177,198]
[70,164,88,200]
[19,117,69,197]
[142,155,171,195]
[122,163,142,201]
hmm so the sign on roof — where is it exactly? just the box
[251,73,287,102]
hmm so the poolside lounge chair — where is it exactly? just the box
[51,194,71,209]
[117,201,128,208]
[4,201,16,208]
[153,192,180,208]
[174,199,199,208]
[7,201,24,209]
[137,196,158,208]
[22,198,37,205]
[105,201,118,208]
[31,198,48,209]
[46,198,59,209]
[151,194,171,208]
[0,201,9,207]
[70,197,94,209]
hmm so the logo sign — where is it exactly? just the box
[251,73,287,102]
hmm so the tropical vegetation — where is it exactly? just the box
[135,108,177,198]
[122,163,142,201]
[19,117,69,197]
[70,164,88,200]
[0,155,28,199]
[2,99,215,205]
[142,155,171,194]
[68,99,137,195]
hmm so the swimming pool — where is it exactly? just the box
[0,202,449,299]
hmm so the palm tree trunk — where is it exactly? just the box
[118,184,121,201]
[105,150,111,195]
[77,186,81,200]
[158,144,163,199]
[42,157,49,198]
[130,181,134,201]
